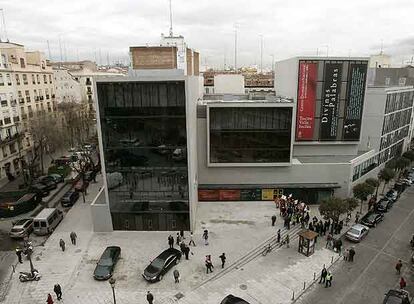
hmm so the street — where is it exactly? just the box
[297,186,414,304]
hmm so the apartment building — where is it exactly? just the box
[0,42,56,181]
[53,67,82,104]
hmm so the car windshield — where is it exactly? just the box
[348,228,360,235]
[367,214,376,221]
[11,228,23,232]
[98,258,113,266]
[151,258,165,269]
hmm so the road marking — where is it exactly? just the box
[355,242,409,264]
[338,204,414,304]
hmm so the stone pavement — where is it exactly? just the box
[3,184,347,304]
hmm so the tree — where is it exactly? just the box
[378,168,395,194]
[365,177,380,197]
[395,156,410,177]
[343,197,359,213]
[402,150,414,163]
[385,158,397,170]
[319,197,347,222]
[353,182,375,212]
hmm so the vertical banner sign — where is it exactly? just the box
[320,63,343,140]
[296,62,318,140]
[343,63,368,140]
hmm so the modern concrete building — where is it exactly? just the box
[368,66,414,87]
[0,42,56,181]
[91,73,199,232]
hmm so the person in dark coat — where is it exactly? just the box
[183,244,190,260]
[168,235,174,248]
[146,291,154,304]
[173,269,180,283]
[271,215,277,226]
[180,241,186,254]
[219,253,226,268]
[53,284,62,300]
[205,255,214,273]
[277,229,281,243]
[180,230,185,239]
[348,247,356,262]
[70,232,77,245]
[319,266,327,284]
[59,239,65,252]
[176,233,181,246]
[16,248,23,263]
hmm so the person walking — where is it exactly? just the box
[325,272,333,287]
[173,269,180,283]
[180,241,186,254]
[219,253,226,268]
[189,231,196,246]
[396,260,403,275]
[277,229,281,243]
[271,215,277,226]
[59,239,65,252]
[285,234,290,248]
[53,284,62,301]
[319,266,327,284]
[348,247,355,262]
[180,230,185,239]
[70,232,77,245]
[203,229,209,246]
[47,293,54,304]
[343,249,349,261]
[16,248,23,264]
[205,255,214,273]
[400,277,407,289]
[146,291,154,304]
[183,244,190,260]
[176,233,181,246]
[168,235,174,248]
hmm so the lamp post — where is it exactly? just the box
[109,277,116,304]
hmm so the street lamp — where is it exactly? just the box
[109,277,116,304]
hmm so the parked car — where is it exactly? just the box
[221,295,250,304]
[383,289,410,304]
[9,218,33,239]
[142,248,181,282]
[61,190,80,207]
[359,211,384,227]
[376,198,393,213]
[33,208,63,235]
[401,178,412,186]
[36,176,58,191]
[385,189,398,201]
[93,246,121,280]
[48,174,64,184]
[30,183,50,197]
[345,224,369,242]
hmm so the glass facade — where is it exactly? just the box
[209,107,292,163]
[97,81,190,231]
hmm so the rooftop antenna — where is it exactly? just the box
[47,40,52,60]
[0,9,9,42]
[63,40,67,61]
[234,23,239,72]
[107,52,110,66]
[380,39,384,55]
[59,36,63,62]
[169,0,173,37]
[260,34,264,73]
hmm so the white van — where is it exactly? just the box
[33,208,64,235]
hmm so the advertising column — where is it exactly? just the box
[320,63,343,140]
[296,62,318,140]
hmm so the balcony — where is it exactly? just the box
[28,112,34,118]
[46,94,50,99]
[18,98,25,104]
[51,94,55,98]
[26,97,31,102]
[86,80,92,85]
[22,114,27,120]
[35,96,39,102]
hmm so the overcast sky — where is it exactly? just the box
[2,0,414,68]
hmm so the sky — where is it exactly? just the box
[1,0,414,69]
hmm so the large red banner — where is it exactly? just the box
[296,62,317,140]
[219,190,241,201]
[198,190,220,201]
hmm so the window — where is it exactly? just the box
[49,75,52,83]
[19,58,25,68]
[34,89,38,101]
[39,89,43,100]
[15,74,20,85]
[2,146,7,157]
[0,93,7,107]
[1,54,6,68]
[399,77,407,86]
[18,91,23,104]
[45,88,49,99]
[36,75,40,84]
[22,74,28,85]
[6,74,11,85]
[0,74,3,86]
[43,75,47,84]
[4,117,11,124]
[25,90,30,102]
[32,74,35,84]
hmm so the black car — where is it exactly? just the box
[376,199,392,213]
[383,289,410,304]
[36,177,58,191]
[221,295,250,304]
[30,183,50,197]
[359,211,384,227]
[61,190,80,207]
[93,246,121,280]
[143,248,181,282]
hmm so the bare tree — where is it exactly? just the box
[70,151,95,202]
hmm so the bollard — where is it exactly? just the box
[303,281,306,290]
[331,256,334,263]
[292,291,295,300]
[313,272,316,280]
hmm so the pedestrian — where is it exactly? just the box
[180,241,186,254]
[16,248,23,264]
[59,239,65,252]
[219,253,226,268]
[168,234,174,248]
[173,269,180,283]
[53,284,62,301]
[325,272,333,287]
[70,231,77,245]
[343,249,349,261]
[326,233,333,249]
[355,212,360,224]
[336,239,342,255]
[348,247,355,262]
[146,291,154,304]
[396,260,403,275]
[400,277,407,289]
[285,234,290,248]
[271,215,277,226]
[183,244,190,260]
[180,230,185,239]
[176,233,181,246]
[189,231,196,246]
[205,255,214,273]
[319,266,327,284]
[277,229,281,243]
[287,216,291,230]
[47,293,54,304]
[203,229,209,246]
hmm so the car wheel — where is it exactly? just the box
[175,258,180,265]
[158,274,163,281]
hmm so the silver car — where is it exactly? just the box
[345,224,369,242]
[9,218,33,239]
